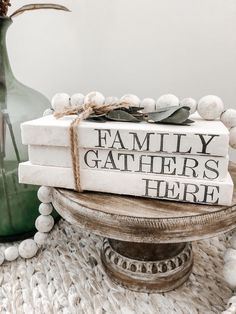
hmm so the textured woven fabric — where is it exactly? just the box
[0,220,233,314]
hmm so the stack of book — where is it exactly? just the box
[19,114,233,206]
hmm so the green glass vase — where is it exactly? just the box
[0,17,51,242]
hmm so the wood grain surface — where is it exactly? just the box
[52,163,236,243]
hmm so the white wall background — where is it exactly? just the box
[7,0,236,107]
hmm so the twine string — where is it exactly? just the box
[54,101,131,192]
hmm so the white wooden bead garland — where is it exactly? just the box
[156,94,179,110]
[18,239,38,259]
[84,91,105,106]
[70,93,84,107]
[105,96,119,105]
[120,94,141,107]
[51,93,70,112]
[37,185,52,203]
[0,101,58,266]
[35,215,54,233]
[223,231,236,286]
[141,98,156,113]
[43,108,54,116]
[229,128,236,149]
[0,185,55,265]
[180,98,197,114]
[34,232,48,246]
[4,246,19,261]
[221,109,236,129]
[46,91,236,150]
[198,95,224,120]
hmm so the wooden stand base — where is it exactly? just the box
[101,239,193,293]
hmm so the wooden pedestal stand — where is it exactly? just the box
[50,164,236,293]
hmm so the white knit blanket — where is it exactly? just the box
[0,220,233,314]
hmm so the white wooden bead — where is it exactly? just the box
[230,233,236,249]
[19,239,38,259]
[34,232,48,246]
[0,251,4,265]
[228,296,236,307]
[39,203,53,216]
[84,91,105,106]
[156,94,179,110]
[43,108,54,116]
[105,96,119,105]
[51,93,70,112]
[35,215,54,233]
[221,109,236,129]
[223,260,236,288]
[229,127,236,149]
[70,93,84,107]
[4,246,19,261]
[222,306,236,314]
[37,186,52,203]
[224,248,236,263]
[141,98,156,113]
[180,98,197,114]
[197,95,224,120]
[120,94,141,107]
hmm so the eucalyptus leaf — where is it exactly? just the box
[87,113,107,122]
[146,106,181,122]
[88,117,107,122]
[106,110,140,122]
[161,108,190,124]
[125,106,144,114]
[184,119,194,124]
[10,3,70,18]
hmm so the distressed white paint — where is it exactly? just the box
[19,162,233,206]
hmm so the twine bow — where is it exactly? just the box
[54,101,131,192]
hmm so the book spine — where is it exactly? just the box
[28,145,229,181]
[19,162,233,206]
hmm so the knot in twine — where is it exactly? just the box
[54,101,132,192]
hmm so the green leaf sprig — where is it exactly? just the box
[88,105,194,125]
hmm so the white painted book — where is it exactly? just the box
[28,146,229,181]
[19,161,233,206]
[21,115,229,156]
[19,114,233,205]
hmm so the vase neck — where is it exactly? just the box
[0,18,14,86]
